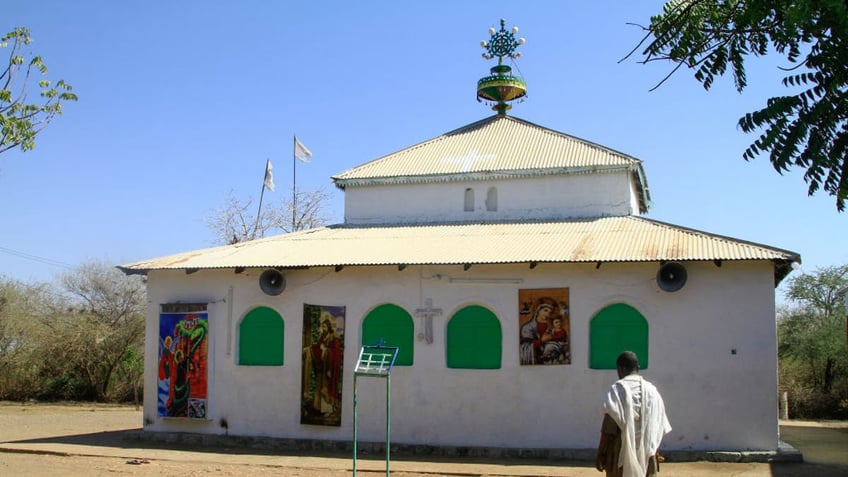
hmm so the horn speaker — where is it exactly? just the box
[656,262,687,292]
[259,269,286,296]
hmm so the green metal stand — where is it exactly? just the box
[352,344,398,477]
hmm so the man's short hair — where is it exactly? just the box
[616,351,639,374]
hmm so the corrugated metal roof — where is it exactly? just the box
[120,216,799,283]
[332,114,647,186]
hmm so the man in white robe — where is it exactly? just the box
[595,351,671,477]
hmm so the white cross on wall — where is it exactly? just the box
[414,298,443,344]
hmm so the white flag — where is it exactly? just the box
[294,136,312,163]
[263,159,275,191]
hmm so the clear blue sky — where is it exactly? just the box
[2,1,844,302]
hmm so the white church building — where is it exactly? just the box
[121,21,800,458]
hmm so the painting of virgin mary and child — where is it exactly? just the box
[518,288,570,365]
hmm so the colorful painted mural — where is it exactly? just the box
[301,303,345,426]
[158,304,209,418]
[518,288,570,365]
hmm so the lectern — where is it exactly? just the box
[352,343,399,476]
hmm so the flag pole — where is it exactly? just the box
[254,160,270,241]
[254,181,266,241]
[254,159,274,241]
[292,135,297,232]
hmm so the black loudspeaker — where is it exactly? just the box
[259,269,286,296]
[657,262,687,292]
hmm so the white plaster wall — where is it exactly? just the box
[343,173,637,224]
[142,260,779,452]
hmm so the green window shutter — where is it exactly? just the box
[361,303,414,366]
[239,306,284,366]
[446,305,502,369]
[589,303,648,370]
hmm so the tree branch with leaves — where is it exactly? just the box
[1,27,77,155]
[629,0,848,211]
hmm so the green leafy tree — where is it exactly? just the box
[630,1,848,211]
[0,278,57,400]
[777,264,848,418]
[1,27,77,154]
[0,261,146,402]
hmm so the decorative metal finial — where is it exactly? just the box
[477,19,527,115]
[481,19,525,64]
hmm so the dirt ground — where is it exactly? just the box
[0,402,353,477]
[1,452,342,477]
[1,401,847,477]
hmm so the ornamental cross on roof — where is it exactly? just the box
[477,19,527,115]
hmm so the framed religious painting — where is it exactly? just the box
[301,304,346,426]
[518,288,570,365]
[158,303,209,418]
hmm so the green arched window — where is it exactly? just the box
[589,303,648,369]
[361,304,414,366]
[238,306,284,366]
[446,305,501,369]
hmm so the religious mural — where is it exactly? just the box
[158,304,209,418]
[518,288,570,365]
[301,303,346,426]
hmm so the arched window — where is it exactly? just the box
[589,303,649,369]
[361,304,414,366]
[239,306,284,366]
[446,305,501,369]
[485,186,498,211]
[464,188,475,212]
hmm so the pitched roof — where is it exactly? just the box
[120,217,799,284]
[331,115,650,211]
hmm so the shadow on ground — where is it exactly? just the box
[6,423,848,477]
[5,428,600,471]
[6,429,143,450]
[770,425,848,477]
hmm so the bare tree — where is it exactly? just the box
[284,188,334,234]
[205,187,334,245]
[204,191,267,245]
[56,261,146,401]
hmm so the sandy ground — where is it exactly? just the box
[1,401,847,476]
[0,402,347,476]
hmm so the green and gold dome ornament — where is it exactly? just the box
[477,19,526,115]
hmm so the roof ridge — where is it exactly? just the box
[328,216,613,229]
[331,114,644,185]
[331,116,501,181]
[501,115,642,162]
